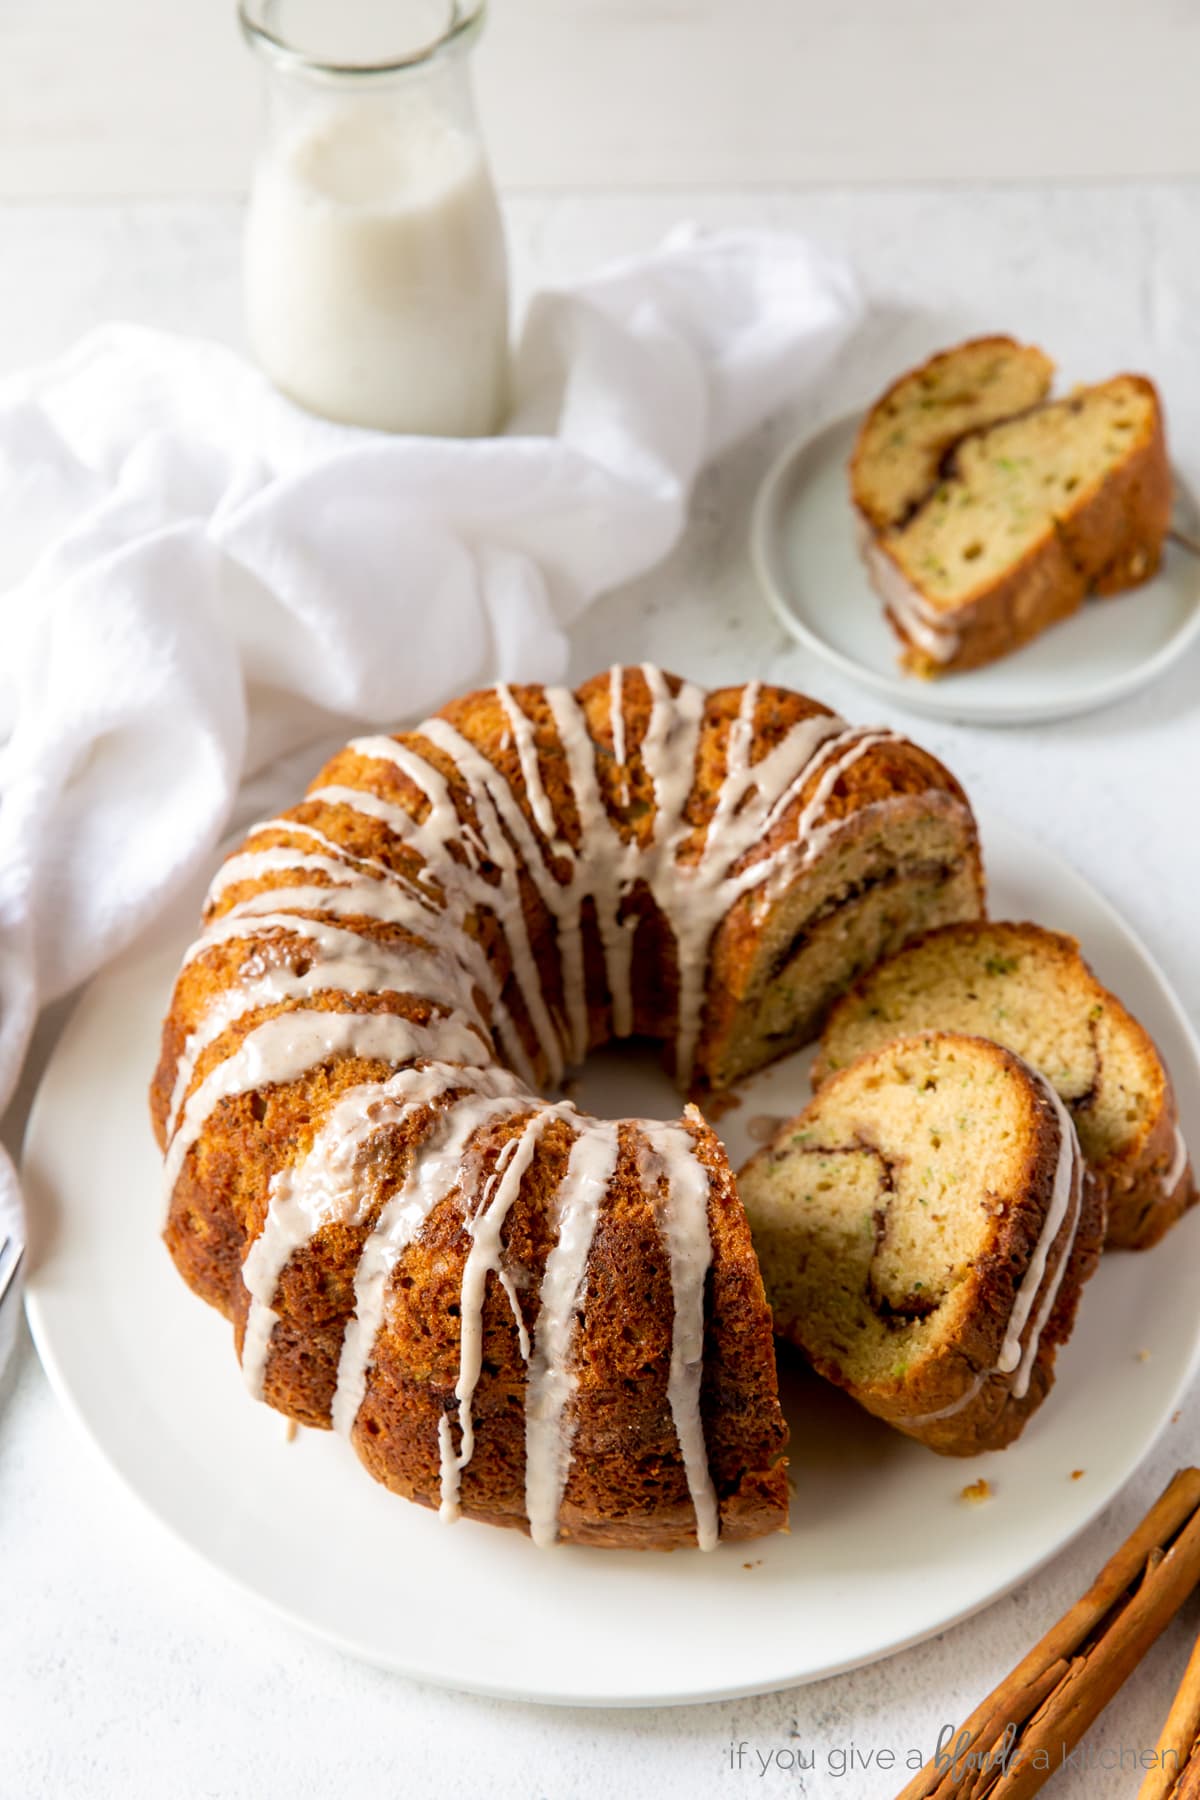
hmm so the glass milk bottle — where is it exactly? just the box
[239,0,510,434]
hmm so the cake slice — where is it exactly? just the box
[738,1033,1104,1455]
[850,336,1055,535]
[815,921,1194,1251]
[863,375,1172,677]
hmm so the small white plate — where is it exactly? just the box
[22,812,1200,1707]
[752,413,1200,725]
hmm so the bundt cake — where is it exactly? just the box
[850,336,1055,536]
[738,1033,1104,1455]
[815,921,1195,1251]
[851,340,1172,678]
[151,667,984,1548]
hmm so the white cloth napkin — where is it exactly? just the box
[0,226,862,1375]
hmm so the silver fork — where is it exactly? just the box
[0,1235,24,1319]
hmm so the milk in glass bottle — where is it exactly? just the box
[240,0,509,434]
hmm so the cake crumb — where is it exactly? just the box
[284,1418,299,1444]
[747,1112,789,1144]
[1070,1469,1085,1481]
[960,1479,992,1506]
[704,1089,743,1122]
[1173,1411,1182,1425]
[742,1559,763,1570]
[1136,1348,1152,1363]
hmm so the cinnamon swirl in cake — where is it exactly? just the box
[739,1033,1104,1454]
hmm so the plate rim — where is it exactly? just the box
[751,411,1200,726]
[21,808,1200,1707]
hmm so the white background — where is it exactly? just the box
[5,0,1200,195]
[3,5,1200,1799]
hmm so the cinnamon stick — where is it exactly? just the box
[1138,1611,1200,1800]
[898,1469,1200,1800]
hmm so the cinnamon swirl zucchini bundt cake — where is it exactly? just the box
[739,1034,1104,1454]
[151,667,984,1548]
[816,922,1195,1251]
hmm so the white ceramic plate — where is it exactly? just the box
[752,413,1200,725]
[22,812,1200,1707]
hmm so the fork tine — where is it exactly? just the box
[0,1236,25,1306]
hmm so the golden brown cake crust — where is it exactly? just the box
[861,370,1173,678]
[872,525,1086,678]
[873,1163,1105,1458]
[741,1033,1105,1455]
[336,1111,791,1548]
[153,669,985,1548]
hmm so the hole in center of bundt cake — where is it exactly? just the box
[547,1036,685,1125]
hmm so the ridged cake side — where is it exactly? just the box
[151,667,984,1546]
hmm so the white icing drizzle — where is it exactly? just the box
[495,684,561,845]
[204,810,414,905]
[608,664,629,806]
[470,671,889,1078]
[439,1107,562,1522]
[896,1368,989,1430]
[350,677,903,1084]
[497,1269,532,1360]
[640,1114,720,1551]
[302,785,453,897]
[336,737,486,869]
[238,818,398,883]
[241,1061,470,1396]
[778,729,894,845]
[542,685,637,1038]
[201,816,398,930]
[651,711,886,1080]
[999,1075,1081,1399]
[208,847,362,901]
[165,920,475,1141]
[706,680,761,838]
[896,1071,1084,1427]
[1163,1125,1189,1194]
[348,732,566,1080]
[185,839,533,1091]
[524,1119,621,1546]
[438,674,670,1074]
[419,716,586,1074]
[638,671,835,1073]
[186,879,441,956]
[331,1072,531,1437]
[163,1008,487,1205]
[297,769,538,1084]
[751,729,899,916]
[862,534,961,663]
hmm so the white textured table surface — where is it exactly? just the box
[3,187,1200,1800]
